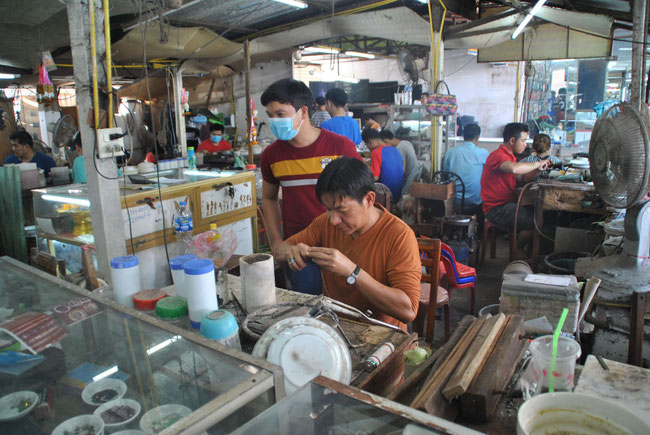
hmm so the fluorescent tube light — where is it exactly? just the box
[92,366,118,382]
[618,47,633,51]
[511,0,547,40]
[344,51,375,59]
[0,73,20,79]
[337,77,360,83]
[272,0,308,8]
[42,194,91,207]
[147,335,182,356]
[303,46,339,54]
[416,0,428,3]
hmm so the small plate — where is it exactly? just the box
[253,317,352,393]
[52,414,104,435]
[82,378,127,406]
[139,404,191,434]
[0,391,39,422]
[94,398,141,430]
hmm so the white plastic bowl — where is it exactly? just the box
[139,404,191,434]
[52,414,104,435]
[517,392,649,435]
[94,398,141,431]
[82,378,127,406]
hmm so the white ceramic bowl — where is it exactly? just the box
[94,398,141,431]
[517,392,649,435]
[139,404,191,434]
[112,431,146,435]
[82,378,127,406]
[0,390,39,422]
[52,414,105,435]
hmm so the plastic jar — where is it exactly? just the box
[183,259,218,329]
[155,296,190,329]
[168,254,197,298]
[133,289,167,315]
[110,255,141,308]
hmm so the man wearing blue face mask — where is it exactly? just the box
[260,78,363,295]
[197,123,232,153]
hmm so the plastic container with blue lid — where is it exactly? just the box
[169,254,197,298]
[183,259,218,328]
[110,255,141,308]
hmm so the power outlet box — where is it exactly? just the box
[96,127,125,159]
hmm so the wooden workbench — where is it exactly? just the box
[532,180,606,258]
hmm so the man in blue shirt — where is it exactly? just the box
[320,88,362,145]
[362,128,404,202]
[5,131,56,175]
[442,123,488,214]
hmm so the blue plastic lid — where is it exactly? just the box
[190,320,201,329]
[200,310,238,340]
[110,255,139,269]
[169,254,198,270]
[179,201,186,206]
[183,259,214,275]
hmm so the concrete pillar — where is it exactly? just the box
[65,0,126,279]
[630,0,647,108]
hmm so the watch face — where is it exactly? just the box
[346,276,356,285]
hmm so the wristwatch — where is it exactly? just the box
[346,265,361,285]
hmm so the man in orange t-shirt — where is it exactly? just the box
[197,123,232,153]
[276,156,421,330]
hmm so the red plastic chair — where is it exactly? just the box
[440,242,478,314]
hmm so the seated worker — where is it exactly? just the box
[520,133,562,166]
[362,128,404,202]
[364,116,381,131]
[276,156,421,330]
[5,131,56,175]
[311,96,331,127]
[260,78,362,295]
[71,132,86,183]
[320,88,362,145]
[442,123,488,214]
[381,129,417,181]
[481,123,550,255]
[196,123,232,153]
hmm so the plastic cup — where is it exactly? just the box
[529,335,581,390]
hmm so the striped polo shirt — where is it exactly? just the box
[261,129,362,238]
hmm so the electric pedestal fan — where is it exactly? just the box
[575,102,650,293]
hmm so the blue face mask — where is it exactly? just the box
[211,135,222,143]
[269,111,304,141]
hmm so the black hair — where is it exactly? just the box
[316,156,375,204]
[10,131,33,148]
[315,96,326,106]
[463,123,481,141]
[209,123,224,133]
[533,133,551,154]
[325,88,347,107]
[361,127,382,144]
[260,78,313,111]
[503,122,529,144]
[380,129,394,140]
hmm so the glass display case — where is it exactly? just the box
[233,376,476,434]
[388,105,456,159]
[0,256,283,434]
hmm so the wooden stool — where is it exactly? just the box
[480,219,515,264]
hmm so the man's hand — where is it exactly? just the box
[537,159,551,171]
[307,247,356,278]
[286,243,312,271]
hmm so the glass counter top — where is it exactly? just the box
[0,257,282,434]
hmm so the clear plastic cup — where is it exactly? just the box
[529,335,581,391]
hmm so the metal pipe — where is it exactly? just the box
[103,0,113,128]
[89,0,100,130]
[629,0,647,108]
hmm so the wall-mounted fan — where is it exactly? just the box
[576,103,650,293]
[397,49,420,84]
[48,114,78,166]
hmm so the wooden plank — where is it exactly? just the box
[388,315,475,403]
[442,313,507,401]
[357,333,417,396]
[410,316,486,415]
[459,315,527,423]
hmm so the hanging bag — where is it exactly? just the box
[426,81,458,116]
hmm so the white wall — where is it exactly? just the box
[443,49,520,138]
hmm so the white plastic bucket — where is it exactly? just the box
[110,255,141,308]
[529,335,581,390]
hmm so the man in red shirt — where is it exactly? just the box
[196,123,232,153]
[260,78,362,294]
[480,123,550,254]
